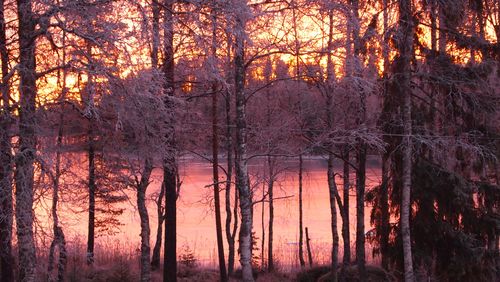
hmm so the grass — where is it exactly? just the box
[7,237,386,281]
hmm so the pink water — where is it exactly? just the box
[35,156,381,268]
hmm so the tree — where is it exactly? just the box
[224,25,238,275]
[0,0,13,280]
[136,160,153,282]
[150,0,163,271]
[326,7,339,281]
[15,0,38,280]
[161,1,178,281]
[233,0,254,280]
[102,70,168,282]
[348,0,367,278]
[209,3,228,281]
[396,0,415,281]
[46,39,69,282]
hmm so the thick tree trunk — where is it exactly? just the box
[397,0,415,281]
[163,162,176,282]
[0,0,13,279]
[162,1,177,281]
[267,156,274,272]
[15,0,37,280]
[138,159,153,282]
[48,227,66,282]
[298,154,305,267]
[234,1,253,279]
[0,110,12,282]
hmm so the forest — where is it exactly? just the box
[0,0,499,281]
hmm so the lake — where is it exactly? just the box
[34,155,382,269]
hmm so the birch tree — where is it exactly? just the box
[233,0,254,280]
[396,0,415,280]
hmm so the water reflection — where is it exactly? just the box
[36,156,381,268]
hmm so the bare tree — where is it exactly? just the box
[15,0,38,280]
[162,1,178,281]
[150,0,163,271]
[47,40,69,282]
[136,160,153,282]
[233,0,254,280]
[223,19,238,276]
[348,0,367,278]
[326,8,339,281]
[210,4,228,281]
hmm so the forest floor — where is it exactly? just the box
[56,262,390,281]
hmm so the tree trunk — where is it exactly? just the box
[87,131,96,265]
[380,0,391,271]
[85,41,97,267]
[234,1,253,279]
[260,183,265,269]
[267,156,274,272]
[292,2,306,268]
[151,0,160,69]
[151,182,164,270]
[48,70,67,281]
[15,0,37,280]
[326,7,338,280]
[355,146,366,278]
[0,0,13,279]
[162,1,177,281]
[229,178,239,275]
[341,148,350,269]
[298,154,305,267]
[163,162,176,282]
[149,0,162,271]
[138,159,153,282]
[224,26,237,276]
[380,154,390,270]
[348,0,367,278]
[327,154,339,281]
[397,0,415,281]
[438,3,447,54]
[211,8,228,280]
[306,227,313,267]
